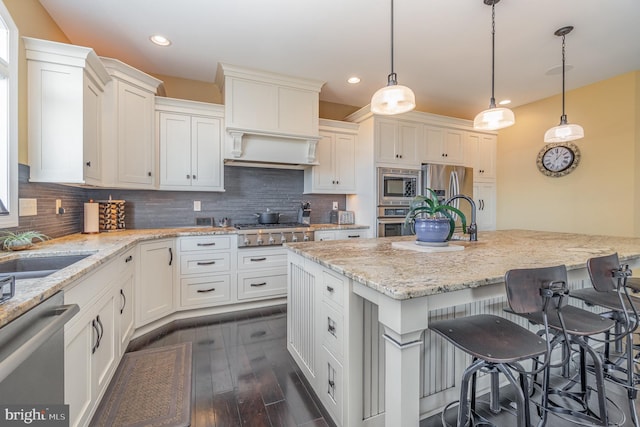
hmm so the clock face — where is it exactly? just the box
[536,142,581,177]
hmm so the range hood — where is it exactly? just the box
[216,63,324,168]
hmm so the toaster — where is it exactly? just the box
[336,210,355,225]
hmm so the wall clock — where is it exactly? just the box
[536,141,581,177]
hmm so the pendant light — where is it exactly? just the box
[544,26,584,143]
[473,0,515,131]
[370,0,415,115]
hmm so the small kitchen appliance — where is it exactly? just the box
[330,210,355,225]
[298,201,311,225]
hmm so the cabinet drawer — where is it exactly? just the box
[237,268,287,300]
[322,302,344,358]
[322,270,345,308]
[180,252,231,275]
[238,249,287,270]
[320,346,344,425]
[179,235,231,251]
[180,275,231,308]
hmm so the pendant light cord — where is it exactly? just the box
[388,0,397,85]
[490,0,496,108]
[561,32,566,121]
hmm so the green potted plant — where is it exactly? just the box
[0,230,49,251]
[404,189,467,244]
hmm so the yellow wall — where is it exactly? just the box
[4,0,70,164]
[497,71,639,237]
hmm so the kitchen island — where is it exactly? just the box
[285,230,640,427]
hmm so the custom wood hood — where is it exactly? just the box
[216,63,325,168]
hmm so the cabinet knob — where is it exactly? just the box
[192,175,196,180]
[86,161,91,167]
[147,171,152,177]
[186,174,191,179]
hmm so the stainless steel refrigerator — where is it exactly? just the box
[421,163,474,232]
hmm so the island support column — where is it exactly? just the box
[353,282,430,427]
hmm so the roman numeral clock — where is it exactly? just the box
[536,142,581,177]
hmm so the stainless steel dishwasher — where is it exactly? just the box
[0,291,79,404]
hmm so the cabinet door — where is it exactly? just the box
[334,134,356,192]
[83,77,103,184]
[191,115,223,189]
[65,315,94,427]
[423,126,445,163]
[477,134,497,180]
[312,133,337,191]
[159,112,192,187]
[424,126,464,164]
[93,290,117,396]
[117,265,135,356]
[136,239,175,327]
[397,122,420,166]
[444,129,465,164]
[475,182,496,231]
[375,119,399,164]
[117,82,155,187]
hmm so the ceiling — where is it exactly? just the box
[38,0,640,120]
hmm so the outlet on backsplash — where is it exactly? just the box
[332,201,338,210]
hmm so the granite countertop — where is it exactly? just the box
[0,224,367,328]
[285,229,640,300]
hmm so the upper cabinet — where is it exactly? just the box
[466,132,497,181]
[216,63,325,166]
[304,119,358,194]
[101,58,162,189]
[24,37,111,184]
[422,126,465,165]
[156,97,225,192]
[374,118,422,168]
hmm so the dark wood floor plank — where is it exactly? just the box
[212,390,242,427]
[265,400,298,427]
[192,348,216,427]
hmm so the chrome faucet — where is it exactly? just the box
[444,194,478,241]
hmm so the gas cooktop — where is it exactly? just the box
[234,222,310,230]
[234,223,313,247]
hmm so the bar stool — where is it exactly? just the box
[505,265,616,426]
[429,266,566,427]
[570,253,640,427]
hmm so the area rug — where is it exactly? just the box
[91,342,192,427]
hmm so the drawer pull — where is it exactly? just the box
[250,282,267,287]
[125,255,133,263]
[328,379,335,392]
[197,242,216,247]
[197,287,216,293]
[251,330,267,338]
[328,324,336,334]
[120,289,126,314]
[250,257,267,262]
[196,260,216,266]
[347,235,360,238]
[326,286,334,293]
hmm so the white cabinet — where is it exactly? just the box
[24,37,111,184]
[237,247,287,301]
[135,239,175,327]
[315,228,368,241]
[101,57,162,189]
[474,182,496,231]
[64,252,129,427]
[177,235,234,309]
[304,120,358,194]
[466,132,497,181]
[423,126,465,165]
[375,118,421,167]
[156,97,225,191]
[116,249,135,356]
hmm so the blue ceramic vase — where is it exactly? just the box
[414,217,451,243]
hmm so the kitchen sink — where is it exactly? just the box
[0,254,91,279]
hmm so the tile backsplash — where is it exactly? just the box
[4,164,347,239]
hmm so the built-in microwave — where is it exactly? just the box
[377,168,420,205]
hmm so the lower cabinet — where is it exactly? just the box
[65,248,134,427]
[237,247,287,300]
[135,239,175,327]
[474,182,496,231]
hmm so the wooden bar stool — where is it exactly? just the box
[569,253,640,427]
[505,265,616,426]
[429,266,569,427]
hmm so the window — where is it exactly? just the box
[0,0,17,228]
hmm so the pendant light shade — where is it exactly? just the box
[544,26,584,143]
[370,0,415,115]
[473,0,515,131]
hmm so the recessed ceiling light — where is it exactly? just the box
[150,35,171,46]
[498,99,511,105]
[347,76,361,84]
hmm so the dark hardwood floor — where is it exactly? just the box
[127,305,332,427]
[127,305,640,427]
